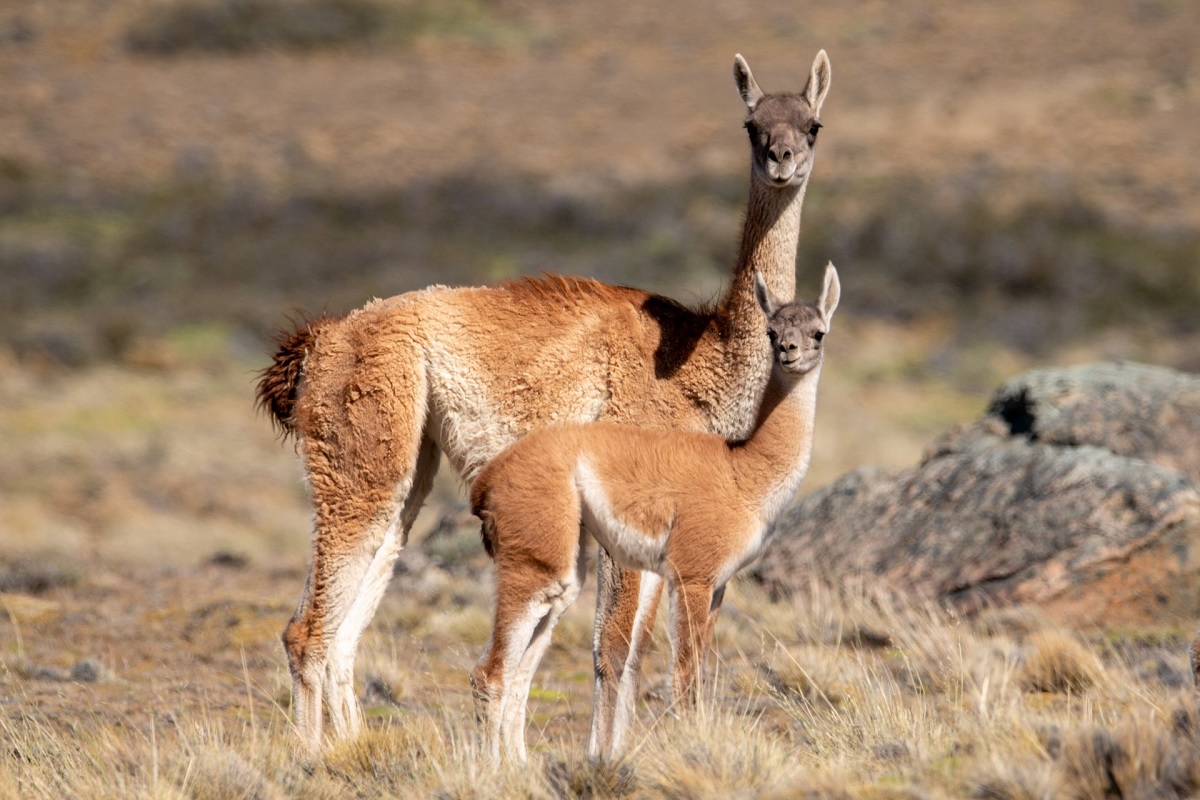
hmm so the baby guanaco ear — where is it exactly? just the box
[753,269,777,318]
[818,262,840,323]
[804,50,832,115]
[733,54,764,113]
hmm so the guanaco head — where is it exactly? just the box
[734,50,831,189]
[754,262,840,376]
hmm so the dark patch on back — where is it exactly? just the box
[641,294,716,380]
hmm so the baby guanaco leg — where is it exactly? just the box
[666,579,716,708]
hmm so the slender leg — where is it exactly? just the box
[283,498,402,751]
[474,462,581,762]
[666,580,715,708]
[282,570,324,752]
[609,571,663,757]
[1190,631,1200,696]
[501,530,588,761]
[587,552,628,760]
[323,512,402,741]
[282,353,429,751]
[474,572,562,762]
[474,602,546,762]
[470,636,503,761]
[700,583,727,659]
[500,582,579,761]
[588,554,665,762]
[323,435,440,740]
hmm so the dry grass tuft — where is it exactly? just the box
[417,728,556,799]
[1056,710,1200,800]
[544,754,638,799]
[636,705,805,799]
[358,643,417,711]
[1017,631,1104,694]
[972,755,1056,800]
[435,604,495,648]
[322,716,444,790]
[0,707,151,799]
[754,646,845,708]
[183,743,283,800]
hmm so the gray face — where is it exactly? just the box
[766,302,827,374]
[744,94,822,188]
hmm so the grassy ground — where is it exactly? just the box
[4,556,1198,798]
[2,332,1197,798]
[4,0,1200,364]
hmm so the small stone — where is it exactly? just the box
[70,660,102,683]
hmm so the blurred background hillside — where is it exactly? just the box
[1,0,1198,571]
[2,0,1198,363]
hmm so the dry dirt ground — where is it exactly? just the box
[2,1,1200,796]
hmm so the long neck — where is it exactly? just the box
[730,365,821,521]
[668,172,807,440]
[720,176,806,325]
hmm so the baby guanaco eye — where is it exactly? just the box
[809,122,822,136]
[813,331,825,342]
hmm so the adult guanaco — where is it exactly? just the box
[257,52,831,756]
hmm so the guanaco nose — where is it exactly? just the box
[768,143,793,164]
[779,339,799,356]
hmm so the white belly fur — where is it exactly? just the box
[575,458,667,574]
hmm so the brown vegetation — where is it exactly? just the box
[5,562,1200,798]
[1018,631,1103,694]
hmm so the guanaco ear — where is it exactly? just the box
[818,262,840,323]
[804,50,832,115]
[753,270,777,318]
[733,54,764,113]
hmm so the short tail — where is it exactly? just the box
[255,314,338,438]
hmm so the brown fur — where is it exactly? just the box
[260,51,832,755]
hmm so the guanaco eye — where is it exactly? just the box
[807,121,822,144]
[813,331,825,342]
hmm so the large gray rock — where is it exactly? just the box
[753,363,1200,624]
[936,362,1200,484]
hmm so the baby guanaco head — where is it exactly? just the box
[754,262,840,376]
